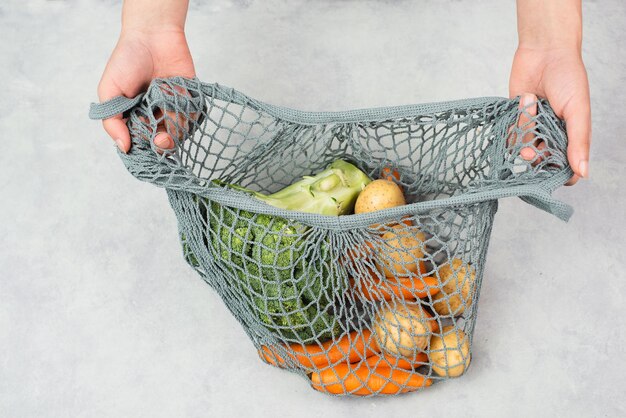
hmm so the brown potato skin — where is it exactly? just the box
[355,179,406,214]
[374,225,426,277]
[432,258,476,317]
[373,304,433,360]
[429,325,471,377]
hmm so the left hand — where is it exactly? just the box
[509,46,591,185]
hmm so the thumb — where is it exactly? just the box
[102,116,131,154]
[562,92,591,180]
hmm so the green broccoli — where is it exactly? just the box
[198,160,368,343]
[292,242,341,307]
[209,200,255,230]
[275,305,341,343]
[216,224,250,266]
[252,281,340,343]
[206,199,256,268]
[251,214,305,281]
[235,265,263,295]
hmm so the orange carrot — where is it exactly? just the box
[381,166,401,185]
[258,345,287,368]
[311,363,432,395]
[289,329,376,369]
[259,330,377,370]
[351,275,440,302]
[360,352,429,370]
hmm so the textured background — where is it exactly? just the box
[1,0,625,416]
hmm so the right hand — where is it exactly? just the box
[97,28,196,153]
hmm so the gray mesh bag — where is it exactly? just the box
[90,77,573,396]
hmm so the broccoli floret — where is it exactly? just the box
[206,199,257,269]
[209,199,255,231]
[293,264,323,303]
[264,281,299,312]
[251,281,341,344]
[251,215,304,281]
[251,281,299,326]
[293,242,340,307]
[276,305,341,343]
[211,223,251,268]
[234,266,263,296]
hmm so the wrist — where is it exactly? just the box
[121,0,188,34]
[516,0,582,52]
[518,33,582,52]
[121,24,186,39]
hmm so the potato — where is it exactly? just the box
[372,303,434,361]
[432,258,476,316]
[355,179,406,214]
[429,325,471,377]
[375,225,426,277]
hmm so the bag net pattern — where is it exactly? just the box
[90,77,572,396]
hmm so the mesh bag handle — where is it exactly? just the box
[90,77,573,225]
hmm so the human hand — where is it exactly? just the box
[511,0,590,185]
[97,0,195,153]
[509,46,590,185]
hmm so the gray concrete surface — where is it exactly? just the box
[1,0,625,416]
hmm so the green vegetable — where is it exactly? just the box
[194,160,367,343]
[216,224,250,266]
[251,214,305,281]
[181,233,200,268]
[220,160,371,215]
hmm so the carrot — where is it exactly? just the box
[259,330,377,370]
[351,275,440,302]
[359,352,429,371]
[381,166,401,185]
[311,363,432,395]
[290,329,376,369]
[258,345,288,368]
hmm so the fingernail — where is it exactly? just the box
[578,160,589,178]
[522,93,534,107]
[154,133,172,149]
[520,147,537,161]
[154,136,167,147]
[114,138,127,154]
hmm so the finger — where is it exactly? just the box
[562,95,592,179]
[135,109,175,151]
[160,84,199,145]
[520,145,538,161]
[150,108,176,150]
[163,108,189,144]
[102,115,131,154]
[154,130,175,149]
[517,93,537,152]
[506,94,535,147]
[565,174,580,186]
[508,93,542,164]
[98,74,134,153]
